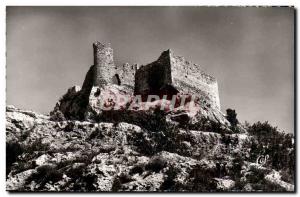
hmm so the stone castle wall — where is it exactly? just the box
[169,51,220,109]
[82,42,220,110]
[134,49,220,109]
[82,42,137,91]
[115,63,137,88]
[134,50,173,96]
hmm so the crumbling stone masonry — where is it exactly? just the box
[92,42,115,86]
[135,49,221,110]
[82,41,220,110]
[82,42,136,93]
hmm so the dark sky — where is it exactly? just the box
[6,7,294,133]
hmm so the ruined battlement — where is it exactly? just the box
[115,63,137,88]
[134,49,220,109]
[82,42,221,110]
[168,50,220,109]
[169,50,217,84]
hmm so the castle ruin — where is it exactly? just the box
[82,42,220,110]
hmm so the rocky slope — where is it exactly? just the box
[6,42,294,192]
[6,105,294,192]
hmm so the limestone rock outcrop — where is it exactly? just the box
[6,106,294,191]
[6,42,294,192]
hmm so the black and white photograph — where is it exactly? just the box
[5,6,295,192]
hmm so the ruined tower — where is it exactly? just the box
[93,42,115,86]
[82,42,115,93]
[81,41,220,110]
[82,42,138,93]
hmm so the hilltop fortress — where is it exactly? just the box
[50,41,224,122]
[81,41,220,110]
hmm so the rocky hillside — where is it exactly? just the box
[6,42,295,192]
[6,104,294,192]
